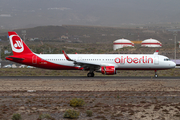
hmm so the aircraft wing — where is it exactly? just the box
[74,60,100,66]
[62,50,101,70]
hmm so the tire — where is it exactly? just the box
[91,73,94,77]
[87,73,91,77]
[154,74,158,78]
[87,72,94,77]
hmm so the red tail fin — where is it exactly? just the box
[8,31,33,55]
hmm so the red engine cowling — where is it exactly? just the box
[101,66,116,75]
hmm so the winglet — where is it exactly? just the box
[62,50,73,61]
[153,50,159,55]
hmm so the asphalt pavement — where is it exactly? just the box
[0,76,179,80]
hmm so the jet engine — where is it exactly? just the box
[98,66,116,75]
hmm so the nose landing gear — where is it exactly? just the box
[154,70,158,78]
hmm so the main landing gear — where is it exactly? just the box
[87,72,94,77]
[154,70,158,78]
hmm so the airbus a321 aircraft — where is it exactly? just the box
[6,32,176,77]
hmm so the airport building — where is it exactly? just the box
[141,39,162,47]
[113,39,134,50]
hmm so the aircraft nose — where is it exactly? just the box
[171,61,176,68]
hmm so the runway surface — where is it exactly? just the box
[0,76,180,80]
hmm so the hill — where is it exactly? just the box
[14,26,67,39]
[0,25,177,44]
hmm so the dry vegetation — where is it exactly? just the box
[0,79,180,119]
[8,25,178,44]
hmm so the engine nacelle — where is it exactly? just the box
[100,66,116,75]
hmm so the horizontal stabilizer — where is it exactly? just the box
[6,57,24,60]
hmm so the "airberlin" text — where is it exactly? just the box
[115,56,153,64]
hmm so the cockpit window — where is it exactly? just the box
[164,58,170,61]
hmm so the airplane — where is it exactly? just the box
[6,31,176,77]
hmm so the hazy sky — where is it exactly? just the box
[0,0,180,29]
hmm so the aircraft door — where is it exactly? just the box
[32,55,37,64]
[154,56,159,65]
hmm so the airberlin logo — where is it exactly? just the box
[10,35,24,53]
[14,41,22,49]
[115,56,153,64]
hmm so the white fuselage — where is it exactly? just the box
[36,54,175,70]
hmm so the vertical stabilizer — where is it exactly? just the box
[8,32,33,55]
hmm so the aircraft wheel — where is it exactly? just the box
[87,72,94,77]
[91,72,94,77]
[87,73,91,77]
[154,74,158,78]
